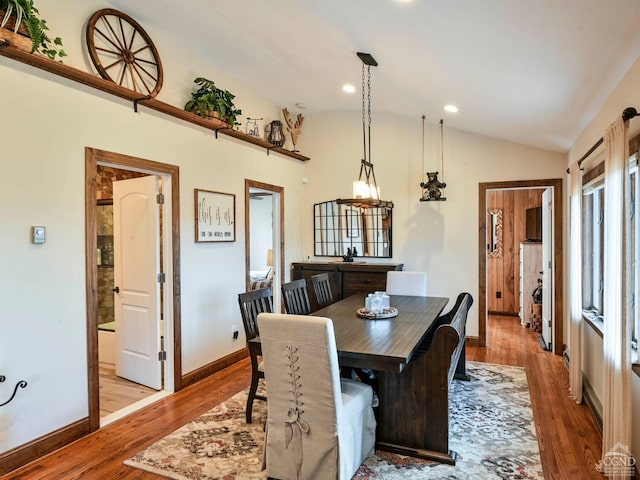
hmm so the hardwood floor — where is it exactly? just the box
[2,315,604,479]
[99,364,157,417]
[468,315,605,479]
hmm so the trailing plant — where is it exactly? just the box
[0,0,66,61]
[184,77,242,126]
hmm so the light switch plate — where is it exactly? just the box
[32,226,46,244]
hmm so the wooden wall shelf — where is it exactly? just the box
[0,39,310,162]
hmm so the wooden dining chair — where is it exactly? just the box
[281,278,311,315]
[237,287,273,423]
[311,272,334,309]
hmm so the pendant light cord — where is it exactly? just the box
[440,119,445,180]
[367,65,372,165]
[421,115,426,182]
[362,63,367,163]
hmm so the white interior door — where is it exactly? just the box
[113,175,162,389]
[541,187,553,350]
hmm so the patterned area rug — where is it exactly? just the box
[124,362,544,479]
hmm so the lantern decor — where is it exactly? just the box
[268,120,285,147]
[420,117,447,202]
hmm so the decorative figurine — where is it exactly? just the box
[245,117,263,138]
[282,108,305,151]
[342,247,358,262]
[420,171,447,201]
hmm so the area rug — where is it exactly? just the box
[124,362,544,479]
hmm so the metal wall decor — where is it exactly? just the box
[245,117,263,138]
[0,375,28,407]
[420,117,447,202]
[86,9,164,97]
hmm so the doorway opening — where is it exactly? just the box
[478,179,563,355]
[244,179,284,310]
[85,147,182,431]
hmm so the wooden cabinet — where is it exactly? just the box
[291,262,403,312]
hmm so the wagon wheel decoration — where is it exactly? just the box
[86,9,163,97]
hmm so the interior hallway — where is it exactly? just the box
[3,315,605,479]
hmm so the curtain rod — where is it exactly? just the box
[566,106,638,174]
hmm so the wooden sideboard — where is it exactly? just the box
[291,262,404,312]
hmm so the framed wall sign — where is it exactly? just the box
[195,189,236,242]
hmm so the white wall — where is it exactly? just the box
[0,1,306,453]
[249,197,274,272]
[301,111,567,336]
[567,55,640,464]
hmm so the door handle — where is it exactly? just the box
[113,286,120,293]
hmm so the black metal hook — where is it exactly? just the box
[0,375,28,407]
[133,95,153,113]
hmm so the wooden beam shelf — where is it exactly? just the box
[0,38,310,162]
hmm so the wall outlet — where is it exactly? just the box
[232,324,239,340]
[496,291,502,299]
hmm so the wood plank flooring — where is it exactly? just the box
[2,315,604,479]
[99,364,157,417]
[467,315,605,479]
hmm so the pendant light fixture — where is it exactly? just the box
[419,116,447,202]
[337,52,393,209]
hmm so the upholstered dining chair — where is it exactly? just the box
[385,271,428,296]
[237,287,273,423]
[257,313,376,480]
[311,272,334,309]
[281,278,311,315]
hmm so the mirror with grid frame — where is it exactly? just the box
[313,201,392,258]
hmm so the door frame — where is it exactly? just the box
[244,179,284,305]
[85,147,182,431]
[478,178,563,355]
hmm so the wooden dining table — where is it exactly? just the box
[313,293,460,464]
[313,293,448,373]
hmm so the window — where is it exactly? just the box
[582,176,605,317]
[582,154,639,357]
[630,156,639,351]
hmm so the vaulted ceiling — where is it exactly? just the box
[110,0,640,153]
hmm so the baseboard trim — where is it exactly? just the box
[562,352,602,433]
[181,348,248,388]
[582,375,603,432]
[0,418,91,475]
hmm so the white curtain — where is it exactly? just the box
[568,162,583,403]
[601,116,632,457]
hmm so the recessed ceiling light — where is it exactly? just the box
[342,84,356,93]
[444,105,458,113]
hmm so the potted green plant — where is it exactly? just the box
[0,0,65,61]
[184,77,242,127]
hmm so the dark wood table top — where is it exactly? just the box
[313,294,449,373]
